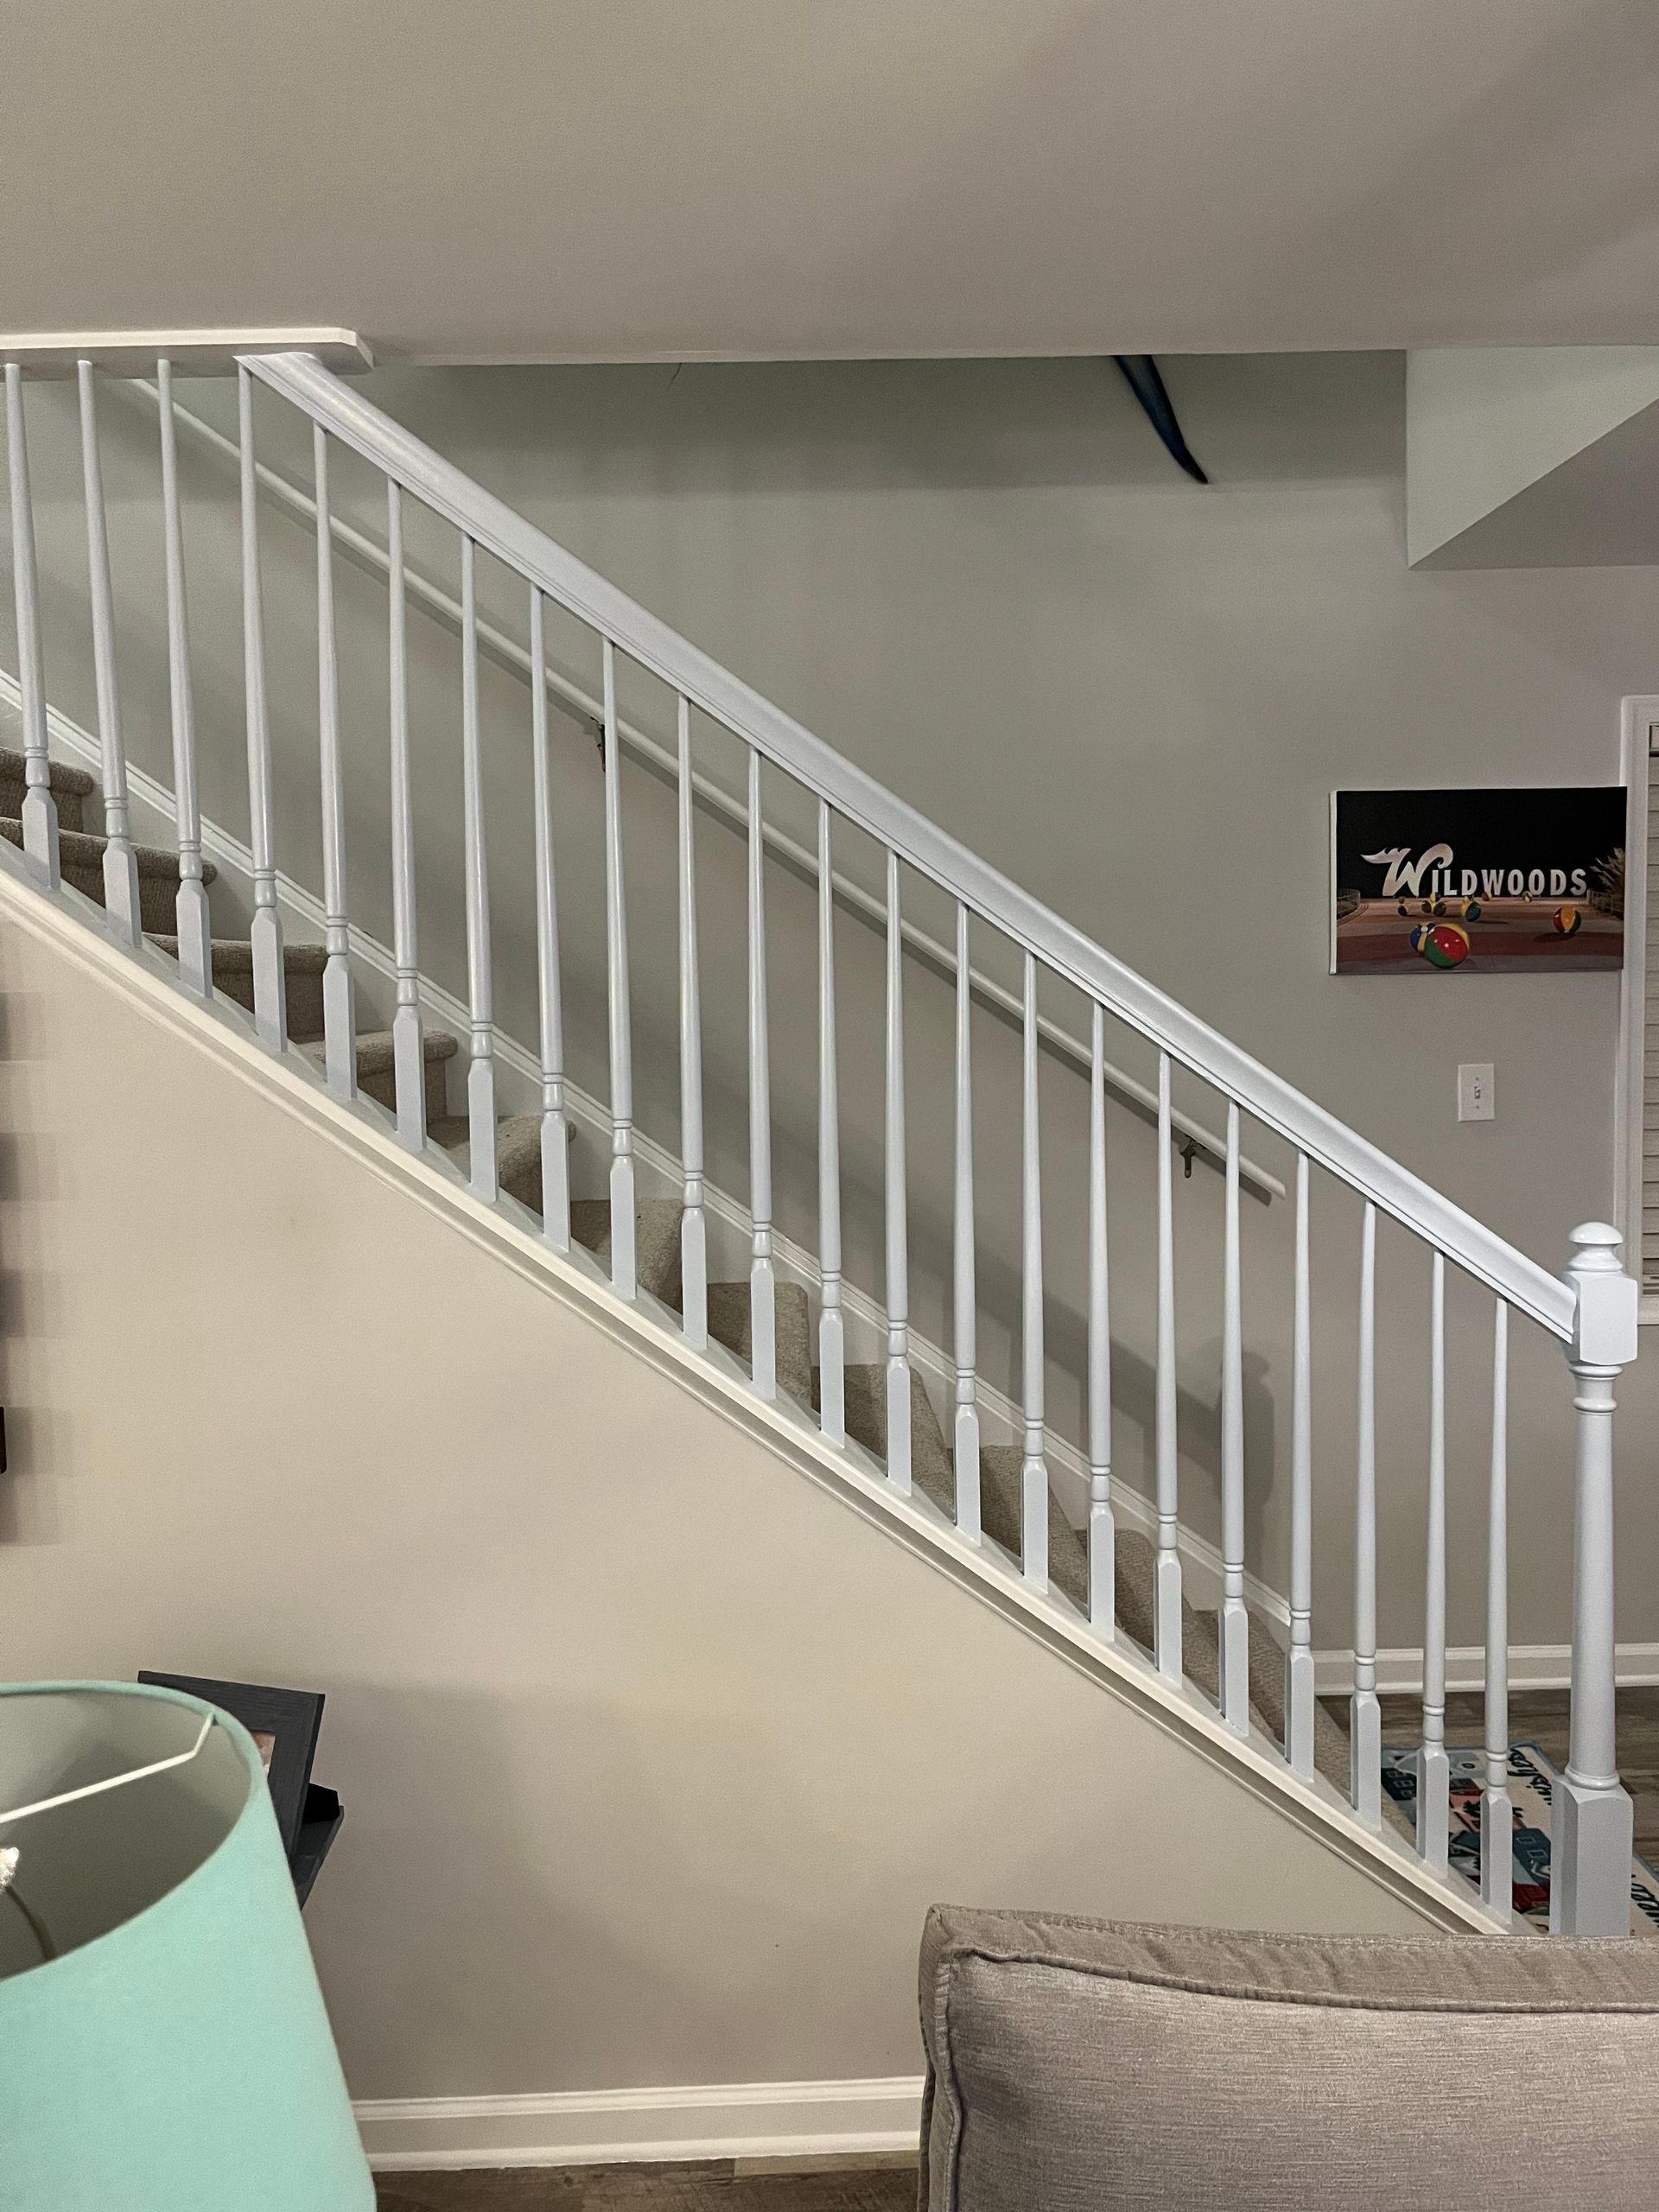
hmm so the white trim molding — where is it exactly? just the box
[353,2075,924,2173]
[1617,696,1659,1323]
[0,328,372,376]
[1313,1643,1659,1697]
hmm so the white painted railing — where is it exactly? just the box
[1,347,1640,1936]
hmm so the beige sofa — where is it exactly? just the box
[918,1905,1659,2209]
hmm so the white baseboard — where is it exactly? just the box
[1313,1643,1659,1696]
[353,2075,925,2173]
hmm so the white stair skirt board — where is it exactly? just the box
[353,2078,925,2173]
[14,671,1284,1629]
[1313,1644,1659,1697]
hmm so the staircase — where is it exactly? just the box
[0,341,1640,1936]
[0,734,1363,1800]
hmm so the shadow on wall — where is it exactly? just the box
[361,350,1408,505]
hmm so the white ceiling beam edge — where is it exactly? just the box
[0,329,372,377]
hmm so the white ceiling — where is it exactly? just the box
[6,1,1659,365]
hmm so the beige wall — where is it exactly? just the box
[0,893,1444,2107]
[5,351,1656,1659]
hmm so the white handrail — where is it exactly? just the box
[118,372,1279,1204]
[245,350,1574,1340]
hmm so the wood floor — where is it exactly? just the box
[376,2159,918,2210]
[378,1694,1659,2209]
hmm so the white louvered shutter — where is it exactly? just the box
[1644,732,1659,1291]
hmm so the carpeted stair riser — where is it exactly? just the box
[571,1196,685,1306]
[299,1028,461,1137]
[354,1033,461,1135]
[704,1279,814,1409]
[0,751,95,836]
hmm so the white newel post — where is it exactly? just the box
[1554,1221,1638,1936]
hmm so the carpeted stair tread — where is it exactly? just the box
[0,748,96,835]
[302,1027,459,1132]
[301,1027,459,1080]
[0,746,95,796]
[0,815,218,884]
[147,934,328,974]
[4,813,219,932]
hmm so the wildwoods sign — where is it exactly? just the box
[1330,786,1624,975]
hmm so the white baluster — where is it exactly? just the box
[75,362,139,942]
[675,696,705,1338]
[1286,1153,1316,1779]
[1086,1002,1113,1630]
[238,365,286,1052]
[747,747,776,1398]
[4,364,58,892]
[1219,1098,1249,1730]
[602,639,636,1299]
[953,901,981,1541]
[313,425,355,1098]
[1351,1200,1382,1827]
[817,800,844,1444]
[385,482,426,1147]
[1154,1051,1182,1679]
[1554,1221,1638,1936]
[156,359,212,995]
[1419,1249,1450,1871]
[1020,952,1048,1592]
[884,849,911,1492]
[531,591,570,1251]
[460,537,497,1201]
[1482,1299,1513,1922]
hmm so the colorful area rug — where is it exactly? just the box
[1381,1742,1659,1938]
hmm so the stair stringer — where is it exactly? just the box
[0,836,1497,1939]
[9,671,1289,1635]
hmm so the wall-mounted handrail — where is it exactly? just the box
[244,349,1573,1338]
[125,373,1278,1201]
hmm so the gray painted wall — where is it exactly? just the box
[7,351,1655,1656]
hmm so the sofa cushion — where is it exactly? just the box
[918,1904,1659,2209]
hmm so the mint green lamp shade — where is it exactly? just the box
[0,1680,373,2210]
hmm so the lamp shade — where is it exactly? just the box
[0,1680,372,2210]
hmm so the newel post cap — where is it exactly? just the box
[1564,1222,1639,1368]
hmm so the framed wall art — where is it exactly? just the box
[1330,786,1624,976]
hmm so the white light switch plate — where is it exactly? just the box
[1458,1063,1495,1122]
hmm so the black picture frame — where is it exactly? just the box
[137,1673,323,1864]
